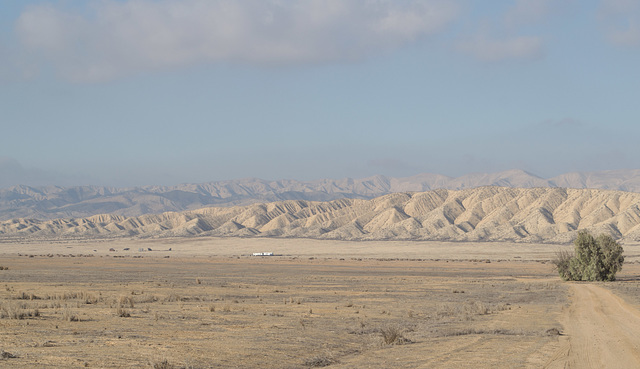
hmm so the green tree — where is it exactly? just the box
[596,233,625,281]
[554,231,624,281]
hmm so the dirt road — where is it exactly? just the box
[546,284,640,368]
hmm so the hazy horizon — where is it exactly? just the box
[2,1,639,188]
[3,164,640,190]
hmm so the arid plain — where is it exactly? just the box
[1,238,640,368]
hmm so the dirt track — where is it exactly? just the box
[546,284,640,368]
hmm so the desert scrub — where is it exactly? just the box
[379,325,411,345]
[113,296,134,317]
[164,293,182,302]
[82,292,99,304]
[115,306,131,317]
[61,308,78,322]
[303,355,335,367]
[435,300,505,320]
[135,294,159,304]
[16,291,40,300]
[434,327,562,338]
[0,302,39,319]
[118,295,135,308]
[151,359,175,369]
[44,291,98,303]
[1,350,18,359]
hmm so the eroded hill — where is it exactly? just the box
[3,187,640,243]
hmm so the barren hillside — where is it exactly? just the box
[3,187,640,243]
[4,169,640,221]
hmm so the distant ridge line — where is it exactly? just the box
[2,169,640,221]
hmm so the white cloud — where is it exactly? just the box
[457,34,543,62]
[15,0,460,82]
[455,0,564,63]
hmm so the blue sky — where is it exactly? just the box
[1,0,639,187]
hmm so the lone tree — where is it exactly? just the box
[554,231,624,281]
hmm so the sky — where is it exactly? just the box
[1,0,639,188]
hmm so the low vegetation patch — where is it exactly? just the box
[379,325,411,345]
[0,302,40,320]
[115,306,131,317]
[1,350,18,359]
[303,355,336,367]
[434,327,562,338]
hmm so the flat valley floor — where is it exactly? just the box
[1,237,640,368]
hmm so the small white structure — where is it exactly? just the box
[252,252,274,256]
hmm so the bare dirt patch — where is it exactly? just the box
[545,283,640,369]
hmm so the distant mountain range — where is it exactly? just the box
[4,187,640,243]
[2,169,640,221]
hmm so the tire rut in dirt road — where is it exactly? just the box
[546,284,640,369]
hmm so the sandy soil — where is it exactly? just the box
[0,238,639,368]
[546,283,640,368]
[4,237,640,262]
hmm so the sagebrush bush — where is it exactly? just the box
[303,356,334,367]
[553,231,624,281]
[152,359,175,369]
[380,325,410,345]
[116,307,131,317]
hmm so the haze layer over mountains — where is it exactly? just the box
[3,169,640,221]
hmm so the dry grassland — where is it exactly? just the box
[0,239,639,368]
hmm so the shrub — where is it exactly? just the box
[554,231,624,281]
[1,350,18,359]
[152,359,175,369]
[62,308,79,322]
[552,249,576,280]
[379,325,411,345]
[118,296,135,308]
[116,307,131,317]
[303,355,335,367]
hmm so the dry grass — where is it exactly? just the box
[151,359,176,369]
[0,254,576,368]
[434,327,558,337]
[118,295,135,308]
[115,306,131,317]
[61,307,78,322]
[303,355,335,367]
[1,350,18,359]
[380,325,410,345]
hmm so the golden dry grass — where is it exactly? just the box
[0,253,579,368]
[1,237,639,368]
